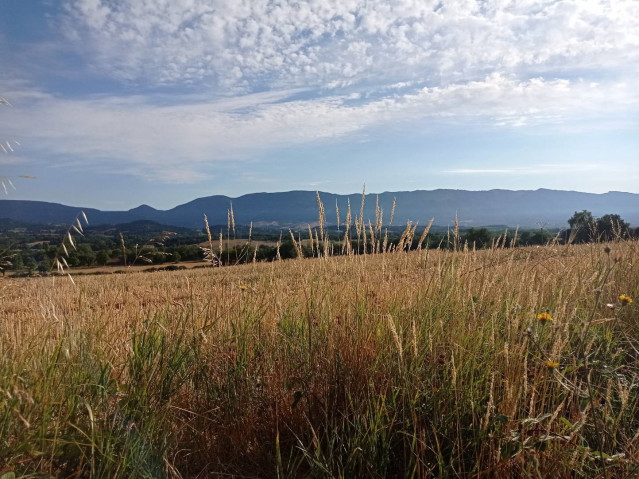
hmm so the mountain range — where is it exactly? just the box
[1,189,638,230]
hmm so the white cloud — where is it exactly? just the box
[6,1,639,184]
[60,0,639,91]
[3,74,636,181]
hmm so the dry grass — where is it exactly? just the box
[1,240,638,477]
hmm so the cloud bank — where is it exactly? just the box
[4,73,636,181]
[62,0,639,89]
[2,0,639,183]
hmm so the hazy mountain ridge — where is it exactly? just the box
[1,189,638,229]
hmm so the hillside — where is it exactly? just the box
[1,188,638,229]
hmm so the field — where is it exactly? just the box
[1,239,639,477]
[65,260,212,276]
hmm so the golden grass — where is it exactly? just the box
[1,240,638,477]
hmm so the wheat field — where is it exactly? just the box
[1,240,638,477]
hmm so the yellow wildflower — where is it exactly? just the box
[546,360,559,369]
[239,285,249,291]
[619,294,633,306]
[537,312,553,323]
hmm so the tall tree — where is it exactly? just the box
[568,210,596,243]
[596,214,630,241]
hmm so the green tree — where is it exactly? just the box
[519,229,552,246]
[96,250,110,266]
[37,258,52,274]
[462,228,492,249]
[23,255,37,273]
[45,246,57,260]
[596,214,630,241]
[152,252,167,264]
[12,254,24,271]
[568,210,595,243]
[73,243,96,266]
[279,240,297,259]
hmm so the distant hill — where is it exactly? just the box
[1,189,638,229]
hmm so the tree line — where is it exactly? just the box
[566,210,633,243]
[1,210,636,275]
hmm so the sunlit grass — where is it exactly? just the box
[1,239,638,477]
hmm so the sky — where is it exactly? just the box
[1,0,639,210]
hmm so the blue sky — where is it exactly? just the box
[1,0,639,210]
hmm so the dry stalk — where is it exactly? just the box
[417,218,435,251]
